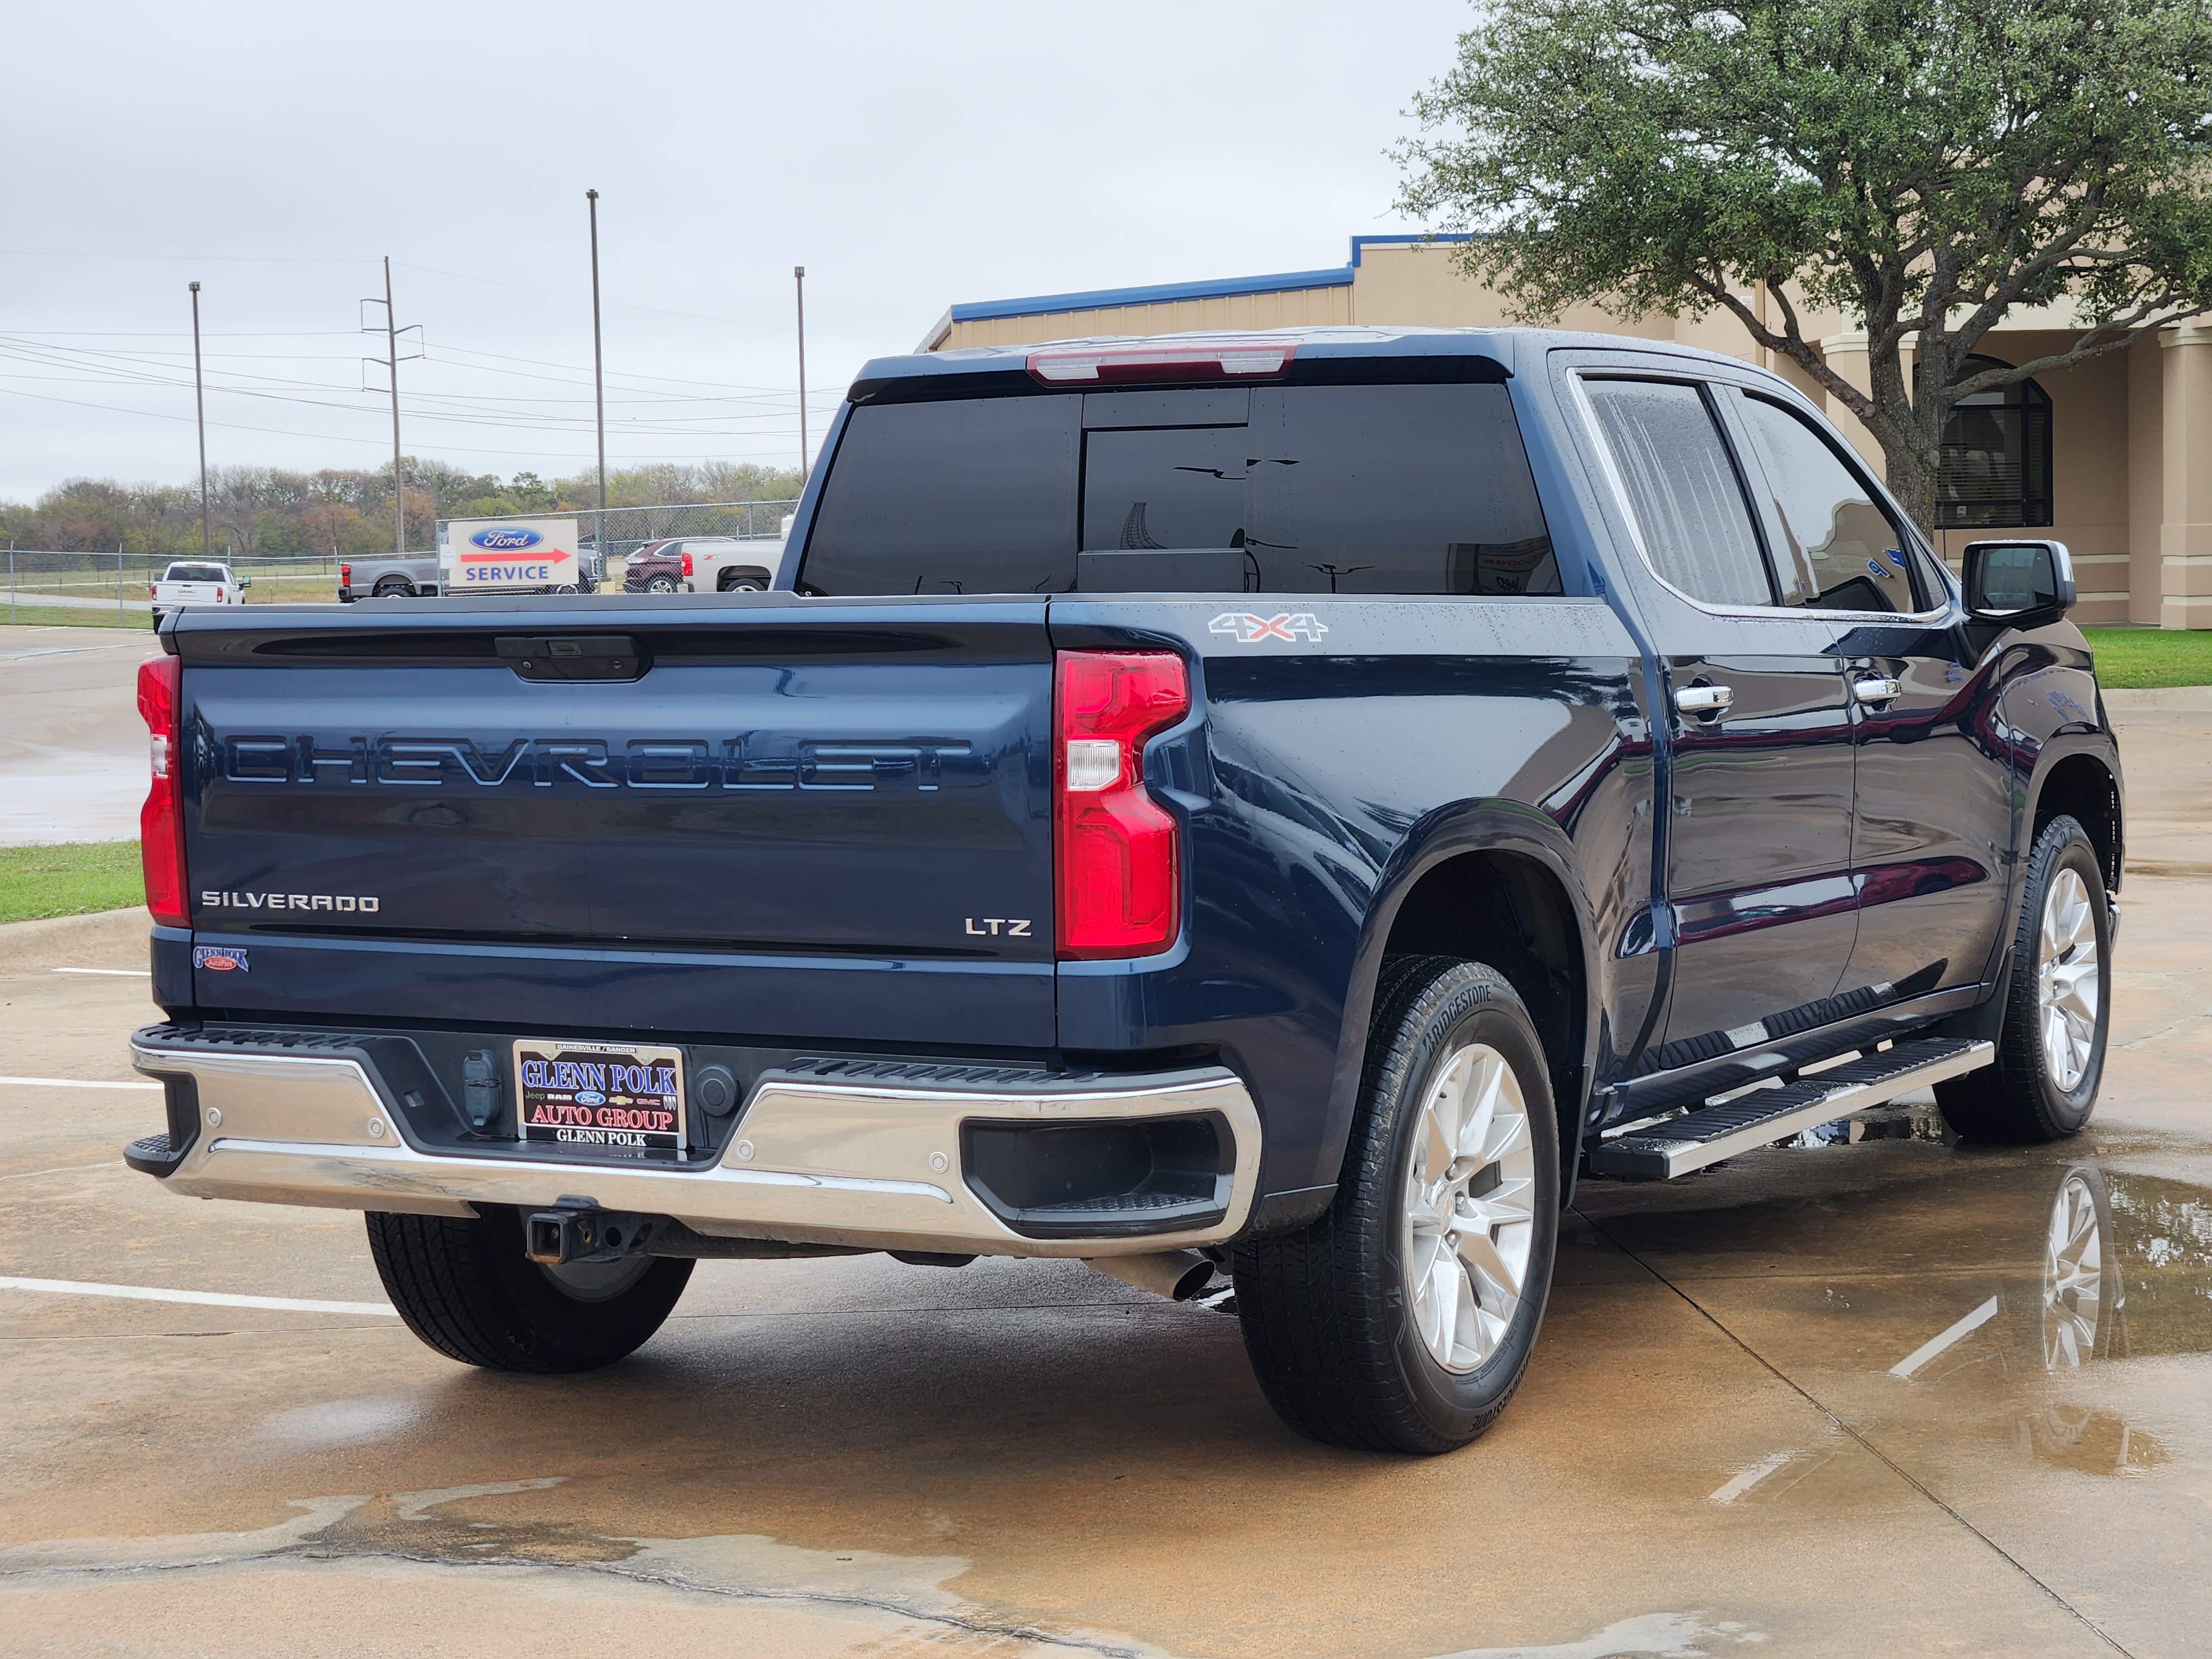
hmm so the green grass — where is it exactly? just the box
[0,842,144,925]
[2081,627,2212,690]
[0,606,149,629]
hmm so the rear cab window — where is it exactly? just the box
[796,362,1558,598]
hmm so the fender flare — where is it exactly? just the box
[1305,800,1603,1206]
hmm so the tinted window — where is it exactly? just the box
[801,380,1556,596]
[166,565,228,583]
[1739,396,1920,614]
[801,396,1080,595]
[1241,384,1553,595]
[1584,380,1773,608]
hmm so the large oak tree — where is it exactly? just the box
[1397,0,2212,533]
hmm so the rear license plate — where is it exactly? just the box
[513,1040,687,1161]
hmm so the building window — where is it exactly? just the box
[1937,355,2053,529]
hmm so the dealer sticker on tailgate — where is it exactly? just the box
[513,1040,687,1161]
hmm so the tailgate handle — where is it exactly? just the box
[496,635,648,682]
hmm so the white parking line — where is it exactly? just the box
[51,968,152,977]
[1708,1449,1795,1505]
[0,1076,162,1091]
[0,1276,396,1317]
[1889,1296,2000,1379]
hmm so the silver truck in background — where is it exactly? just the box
[337,552,441,601]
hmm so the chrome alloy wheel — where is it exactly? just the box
[2037,867,2101,1093]
[1399,1043,1538,1373]
[2042,1171,2105,1369]
[541,1251,656,1303]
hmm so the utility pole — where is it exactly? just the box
[361,260,420,559]
[587,190,607,576]
[189,282,211,562]
[794,265,808,482]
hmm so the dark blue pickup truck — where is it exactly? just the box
[124,327,2120,1454]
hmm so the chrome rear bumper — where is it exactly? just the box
[128,1032,1261,1258]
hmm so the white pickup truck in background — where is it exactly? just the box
[681,522,791,593]
[149,561,246,621]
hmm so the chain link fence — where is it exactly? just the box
[571,500,797,567]
[2,548,345,628]
[3,499,804,627]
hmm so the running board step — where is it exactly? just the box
[1589,1037,1993,1180]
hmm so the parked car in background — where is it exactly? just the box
[620,539,686,593]
[148,561,245,621]
[679,535,781,593]
[338,552,441,601]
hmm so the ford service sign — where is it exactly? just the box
[441,514,580,591]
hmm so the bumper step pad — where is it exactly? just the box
[1590,1037,1992,1180]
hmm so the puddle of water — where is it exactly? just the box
[257,1396,426,1447]
[2015,1405,2167,1475]
[0,1479,1176,1657]
[1428,1613,1767,1658]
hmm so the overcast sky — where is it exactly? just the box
[1,0,1472,503]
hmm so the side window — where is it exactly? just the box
[1738,396,1921,614]
[1583,379,1774,608]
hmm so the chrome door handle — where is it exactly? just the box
[1673,684,1734,717]
[1853,676,1903,705]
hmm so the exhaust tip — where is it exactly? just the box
[1083,1248,1217,1302]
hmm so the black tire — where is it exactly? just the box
[372,576,414,598]
[1230,956,1561,1454]
[1936,815,2112,1144]
[365,1206,693,1373]
[645,575,679,594]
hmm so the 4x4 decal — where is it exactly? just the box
[1208,612,1331,644]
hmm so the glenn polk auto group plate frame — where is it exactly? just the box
[512,1040,688,1160]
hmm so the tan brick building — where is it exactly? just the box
[922,235,2212,628]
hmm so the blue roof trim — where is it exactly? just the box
[932,234,1482,338]
[1348,232,1475,267]
[947,265,1353,324]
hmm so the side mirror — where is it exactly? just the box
[1963,539,2072,629]
[238,576,253,588]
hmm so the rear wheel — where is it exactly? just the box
[1936,815,2112,1142]
[366,1206,692,1373]
[645,575,679,594]
[1232,957,1559,1454]
[372,576,414,598]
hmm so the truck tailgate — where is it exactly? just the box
[173,597,1055,1046]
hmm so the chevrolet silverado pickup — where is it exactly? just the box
[122,327,2121,1454]
[149,560,246,621]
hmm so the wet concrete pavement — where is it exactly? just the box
[0,627,156,845]
[2,702,2208,1656]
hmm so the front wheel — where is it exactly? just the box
[366,1207,693,1373]
[1936,814,2112,1143]
[1232,956,1559,1454]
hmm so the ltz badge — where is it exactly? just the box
[513,1040,688,1161]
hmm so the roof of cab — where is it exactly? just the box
[846,324,1765,400]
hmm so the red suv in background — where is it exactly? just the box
[621,539,686,594]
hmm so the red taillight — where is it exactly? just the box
[680,551,694,577]
[1055,651,1189,959]
[137,655,187,928]
[338,563,351,588]
[1027,338,1296,385]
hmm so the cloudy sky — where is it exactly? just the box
[1,0,1472,502]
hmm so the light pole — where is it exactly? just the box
[588,190,607,577]
[384,259,404,559]
[189,281,210,562]
[794,265,808,483]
